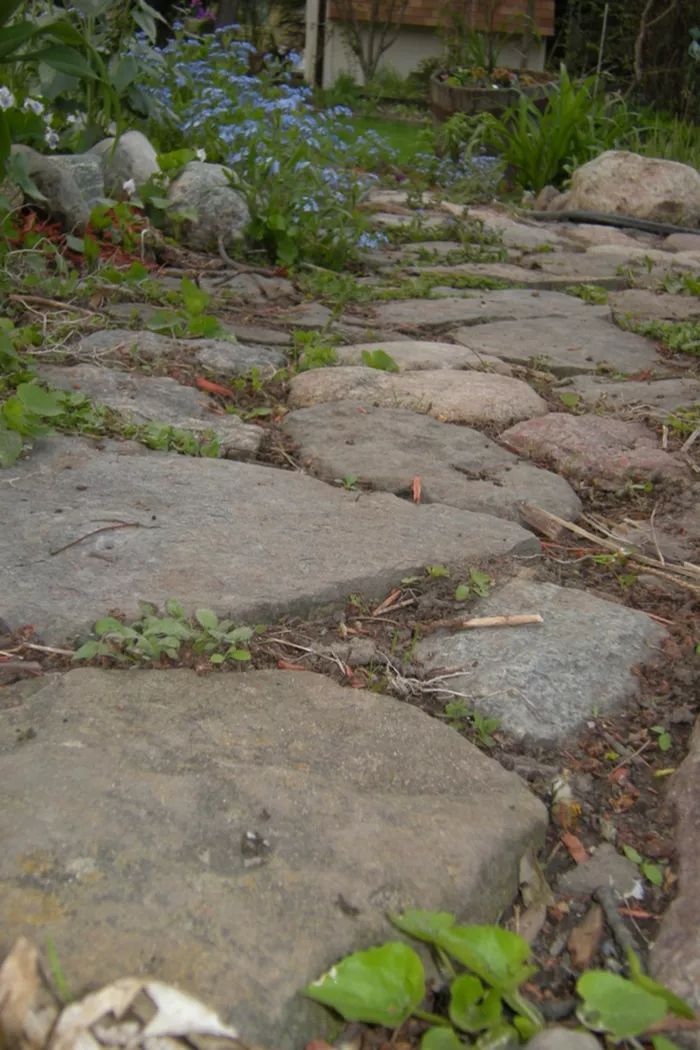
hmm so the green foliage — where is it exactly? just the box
[360,349,399,372]
[305,943,425,1027]
[291,330,338,371]
[443,700,501,749]
[665,405,700,437]
[146,277,224,339]
[73,600,254,664]
[619,318,700,356]
[621,844,664,887]
[454,569,492,601]
[565,284,609,305]
[305,909,692,1047]
[660,272,700,297]
[0,379,64,466]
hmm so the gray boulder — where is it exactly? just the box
[90,130,160,196]
[167,162,249,251]
[13,146,104,231]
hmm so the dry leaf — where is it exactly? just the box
[0,938,40,1049]
[411,476,421,504]
[561,832,588,864]
[567,904,604,970]
[140,982,239,1040]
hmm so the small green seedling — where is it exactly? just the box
[426,564,450,578]
[454,569,493,601]
[339,473,359,490]
[622,844,664,887]
[443,699,500,748]
[558,391,581,410]
[651,725,672,752]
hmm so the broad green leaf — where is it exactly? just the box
[642,861,663,886]
[577,971,669,1038]
[469,570,492,596]
[29,45,98,79]
[144,618,191,639]
[454,584,470,601]
[421,1027,463,1050]
[449,975,501,1033]
[626,950,695,1019]
[157,148,196,172]
[210,653,225,664]
[224,626,254,644]
[559,392,580,409]
[5,151,46,200]
[17,382,65,416]
[304,942,425,1026]
[472,1022,519,1049]
[195,608,219,631]
[65,235,86,253]
[180,276,209,316]
[652,1037,683,1050]
[436,926,533,991]
[360,349,399,372]
[71,640,101,660]
[389,909,456,945]
[0,427,23,467]
[622,844,643,865]
[165,598,185,619]
[228,648,251,661]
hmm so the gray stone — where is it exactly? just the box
[334,340,512,374]
[15,147,104,231]
[464,207,566,250]
[73,328,285,376]
[227,323,291,346]
[368,290,610,332]
[452,315,666,377]
[558,843,640,897]
[166,162,249,251]
[288,367,547,427]
[501,413,690,486]
[651,717,700,1046]
[90,130,159,196]
[565,151,700,225]
[38,363,262,458]
[525,1029,602,1050]
[0,668,547,1049]
[0,436,538,644]
[561,224,653,250]
[665,232,700,252]
[561,375,700,415]
[610,289,700,323]
[284,402,581,523]
[415,578,666,741]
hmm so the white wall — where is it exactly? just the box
[320,22,546,87]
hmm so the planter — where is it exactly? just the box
[430,71,553,123]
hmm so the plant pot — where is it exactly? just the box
[430,71,553,123]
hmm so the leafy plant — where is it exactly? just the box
[651,724,672,753]
[454,569,492,601]
[621,844,664,888]
[0,379,64,467]
[618,318,700,357]
[73,600,254,664]
[291,330,338,371]
[565,283,609,305]
[426,564,450,578]
[443,700,500,749]
[147,276,224,339]
[360,348,399,372]
[304,911,692,1047]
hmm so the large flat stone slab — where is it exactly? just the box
[415,577,666,740]
[610,289,700,324]
[561,375,700,415]
[365,290,610,331]
[0,668,547,1049]
[452,315,666,376]
[288,366,547,426]
[74,328,286,377]
[651,716,700,1046]
[39,363,262,457]
[0,436,538,643]
[284,402,581,523]
[501,413,691,486]
[334,340,512,374]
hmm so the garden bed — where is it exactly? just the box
[430,70,554,122]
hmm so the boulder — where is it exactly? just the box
[166,162,249,251]
[564,151,700,226]
[13,147,104,231]
[90,130,160,196]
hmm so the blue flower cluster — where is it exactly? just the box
[141,29,394,265]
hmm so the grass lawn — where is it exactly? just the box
[349,115,430,166]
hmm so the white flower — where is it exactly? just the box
[0,86,16,111]
[44,128,59,150]
[23,97,45,116]
[66,113,78,125]
[195,147,206,161]
[122,178,136,196]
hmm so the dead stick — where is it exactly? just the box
[523,504,700,581]
[459,614,543,629]
[49,521,158,556]
[8,293,95,316]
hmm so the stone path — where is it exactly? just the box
[1,193,699,1048]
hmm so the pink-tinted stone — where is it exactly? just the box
[500,413,689,486]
